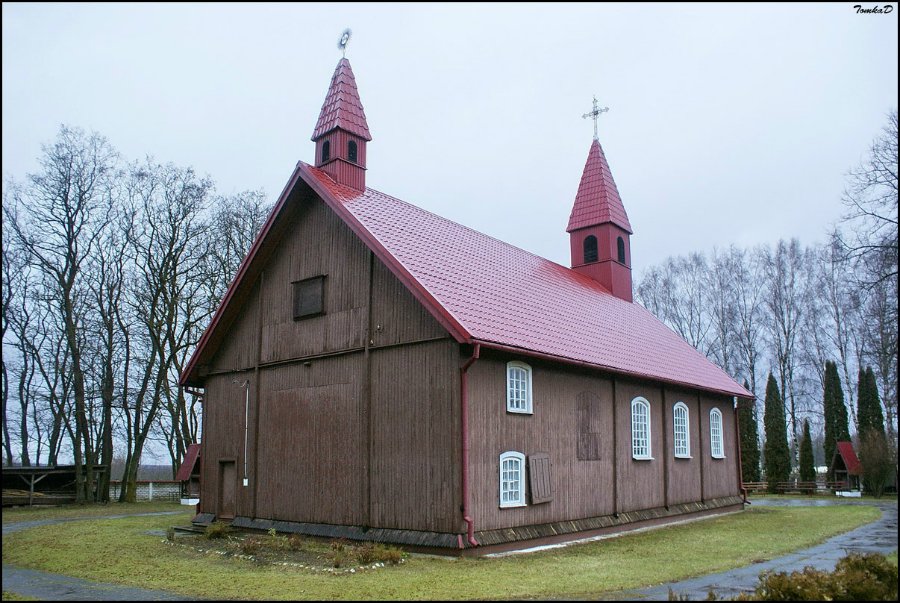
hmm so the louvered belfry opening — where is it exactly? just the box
[311,58,372,190]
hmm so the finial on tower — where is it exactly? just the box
[582,95,609,141]
[338,28,352,57]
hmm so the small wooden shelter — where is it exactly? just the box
[828,441,862,491]
[175,443,202,504]
[2,465,108,506]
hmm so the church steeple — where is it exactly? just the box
[567,100,634,302]
[312,53,371,190]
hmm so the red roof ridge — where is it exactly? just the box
[305,163,614,296]
[302,164,750,399]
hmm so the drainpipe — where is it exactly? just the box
[734,396,749,505]
[460,343,481,548]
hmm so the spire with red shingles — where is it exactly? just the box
[311,58,372,142]
[566,139,632,234]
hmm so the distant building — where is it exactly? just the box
[829,441,862,491]
[180,54,751,553]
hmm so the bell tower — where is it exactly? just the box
[567,98,633,302]
[311,35,371,191]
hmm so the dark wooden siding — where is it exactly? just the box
[199,373,247,517]
[369,340,459,532]
[466,350,738,534]
[255,355,364,525]
[615,379,665,513]
[209,282,261,374]
[665,388,703,506]
[701,395,739,499]
[258,197,369,364]
[369,258,447,346]
[468,351,616,531]
[200,193,455,529]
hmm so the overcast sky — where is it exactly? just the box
[3,2,898,277]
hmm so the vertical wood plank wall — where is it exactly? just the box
[468,350,739,532]
[199,193,456,529]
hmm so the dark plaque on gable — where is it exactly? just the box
[292,276,325,320]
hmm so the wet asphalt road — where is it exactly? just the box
[615,498,898,601]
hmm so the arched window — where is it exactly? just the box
[583,235,598,263]
[710,408,725,458]
[499,451,526,507]
[631,397,652,459]
[673,402,690,458]
[617,236,626,264]
[506,361,533,414]
[348,140,358,163]
[321,140,331,163]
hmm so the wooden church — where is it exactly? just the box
[180,52,752,553]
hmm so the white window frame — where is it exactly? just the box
[673,402,691,458]
[710,408,725,459]
[499,451,527,508]
[506,361,533,415]
[631,397,653,460]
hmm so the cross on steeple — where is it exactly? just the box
[338,28,352,57]
[582,96,609,141]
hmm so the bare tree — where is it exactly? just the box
[82,207,131,501]
[763,239,811,464]
[840,110,898,287]
[3,125,118,501]
[117,159,213,501]
[708,247,740,378]
[730,246,767,399]
[636,253,712,356]
[1,227,23,465]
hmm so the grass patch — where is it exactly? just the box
[2,505,882,600]
[1,592,37,601]
[1,501,184,525]
[747,493,899,502]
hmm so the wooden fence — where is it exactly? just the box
[108,480,181,502]
[742,480,850,494]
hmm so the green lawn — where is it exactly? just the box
[1,501,185,525]
[2,505,882,600]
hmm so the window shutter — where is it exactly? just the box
[293,276,325,319]
[529,452,552,504]
[576,392,602,460]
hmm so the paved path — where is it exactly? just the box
[616,498,898,601]
[2,511,193,601]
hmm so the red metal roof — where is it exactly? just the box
[311,58,372,142]
[302,164,749,398]
[835,441,862,475]
[175,443,201,481]
[567,139,632,234]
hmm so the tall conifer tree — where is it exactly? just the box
[763,373,791,492]
[857,366,886,440]
[857,366,889,495]
[799,419,816,482]
[738,380,761,483]
[823,361,851,472]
